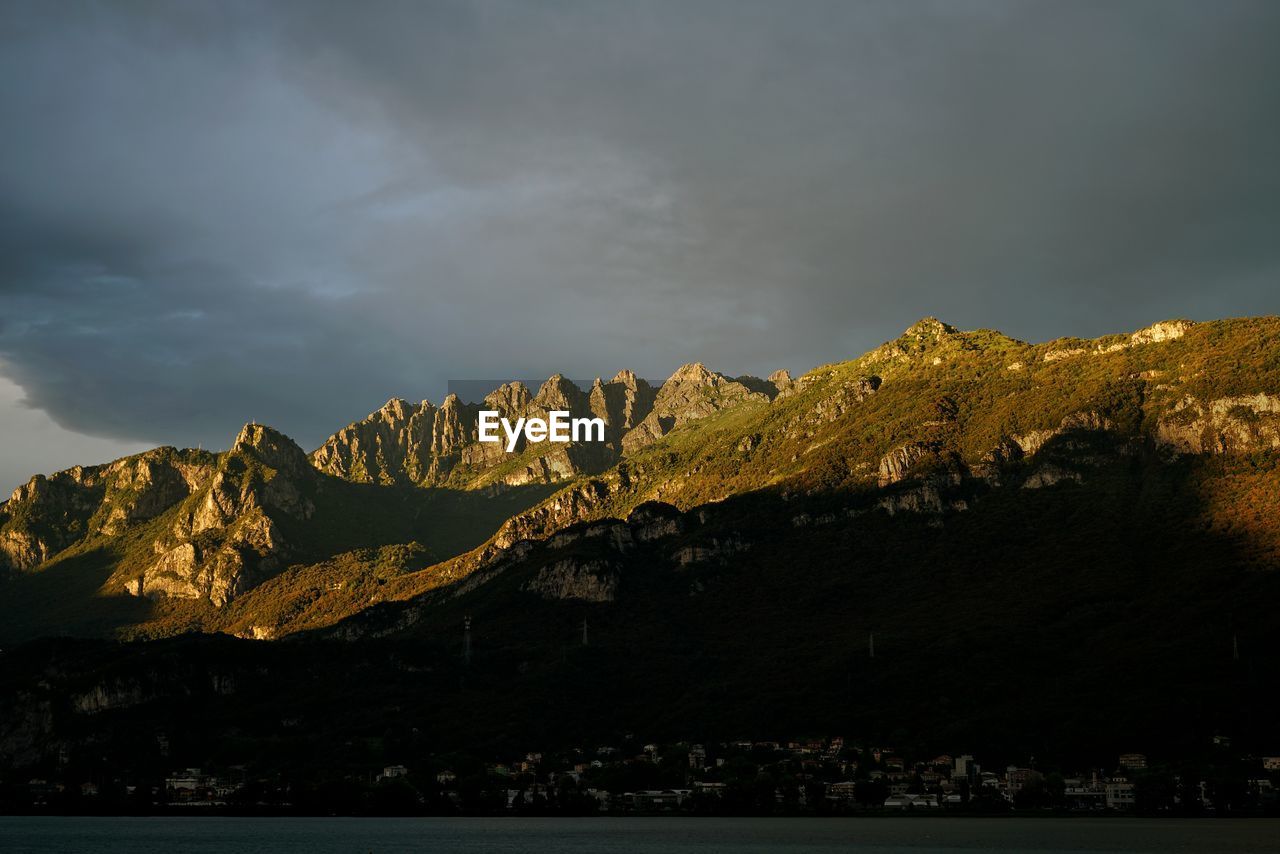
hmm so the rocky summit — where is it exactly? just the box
[1,315,1279,776]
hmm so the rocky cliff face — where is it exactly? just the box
[311,374,629,488]
[309,365,771,488]
[0,426,329,608]
[127,424,315,606]
[0,447,216,573]
[877,442,938,487]
[1156,394,1280,454]
[621,363,774,453]
[524,557,620,602]
[308,364,794,487]
[309,396,462,486]
[589,370,658,446]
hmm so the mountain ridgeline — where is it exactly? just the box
[0,362,786,620]
[1,316,1279,771]
[1,315,1279,639]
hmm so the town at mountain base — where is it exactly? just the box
[1,315,1279,814]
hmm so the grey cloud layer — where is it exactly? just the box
[2,0,1278,457]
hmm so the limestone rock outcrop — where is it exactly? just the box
[622,363,770,453]
[1131,320,1194,346]
[129,424,315,606]
[670,534,748,566]
[311,372,661,488]
[1022,464,1084,489]
[524,557,620,602]
[309,396,465,485]
[1013,411,1114,457]
[973,438,1025,484]
[627,501,684,542]
[786,376,880,438]
[1156,394,1280,455]
[492,477,623,550]
[769,369,795,395]
[0,447,216,572]
[877,442,936,487]
[588,370,658,447]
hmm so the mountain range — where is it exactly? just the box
[1,315,1278,775]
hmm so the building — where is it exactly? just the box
[1063,778,1106,811]
[626,789,691,811]
[165,768,209,792]
[164,768,232,803]
[688,744,707,769]
[1118,753,1148,771]
[1006,767,1040,793]
[828,781,858,802]
[883,793,940,809]
[1105,777,1136,810]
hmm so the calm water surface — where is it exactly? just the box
[1,816,1276,853]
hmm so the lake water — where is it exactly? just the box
[1,816,1277,853]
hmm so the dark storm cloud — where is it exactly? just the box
[2,0,1279,461]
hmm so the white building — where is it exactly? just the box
[1105,777,1136,810]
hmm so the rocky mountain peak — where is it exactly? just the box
[589,371,657,446]
[485,382,533,417]
[132,424,318,606]
[7,473,49,506]
[376,397,415,423]
[621,363,769,453]
[232,423,309,476]
[866,317,962,367]
[535,374,590,416]
[903,317,958,340]
[667,362,717,385]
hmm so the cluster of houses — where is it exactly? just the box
[22,738,1280,813]
[162,768,243,805]
[384,740,1278,814]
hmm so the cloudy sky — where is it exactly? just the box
[2,0,1278,494]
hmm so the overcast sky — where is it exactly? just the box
[2,0,1278,495]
